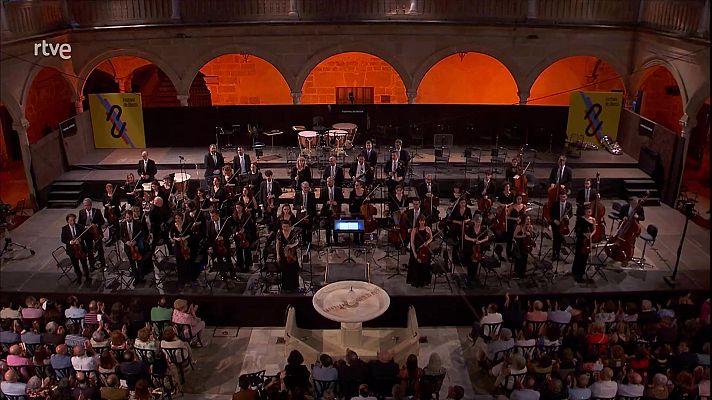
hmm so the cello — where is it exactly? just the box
[590,173,606,243]
[70,226,91,259]
[605,191,649,262]
[360,184,380,234]
[543,184,565,224]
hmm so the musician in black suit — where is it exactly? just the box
[550,191,573,261]
[206,209,235,279]
[231,203,256,273]
[404,197,425,235]
[77,198,106,270]
[259,170,282,208]
[319,176,345,246]
[204,144,224,184]
[137,151,157,183]
[293,181,317,246]
[232,146,252,177]
[549,155,573,189]
[60,213,90,284]
[477,170,496,199]
[149,196,170,248]
[576,178,599,214]
[383,150,406,194]
[417,173,440,201]
[321,156,345,188]
[103,183,121,245]
[119,209,150,284]
[349,153,374,187]
[619,197,645,222]
[394,139,410,167]
[360,140,378,168]
[121,173,142,208]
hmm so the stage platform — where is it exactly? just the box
[1,197,708,328]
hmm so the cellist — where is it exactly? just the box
[572,204,596,283]
[232,202,255,273]
[505,157,521,185]
[506,194,526,260]
[463,214,490,287]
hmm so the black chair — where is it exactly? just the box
[53,366,74,380]
[240,370,266,392]
[492,347,514,364]
[431,253,453,293]
[540,343,560,357]
[33,364,53,380]
[313,379,338,399]
[65,317,84,329]
[607,202,622,237]
[482,322,503,339]
[464,146,481,178]
[151,320,172,338]
[151,372,179,399]
[632,224,657,268]
[110,348,126,361]
[0,340,20,355]
[479,244,504,287]
[1,394,29,400]
[617,396,641,400]
[7,365,33,382]
[524,320,546,338]
[135,348,158,365]
[162,347,193,384]
[515,343,537,360]
[173,322,202,347]
[500,371,526,395]
[98,371,113,387]
[51,246,74,283]
[546,320,570,336]
[420,372,447,400]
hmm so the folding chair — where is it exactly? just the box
[173,322,203,347]
[162,347,193,384]
[51,246,74,283]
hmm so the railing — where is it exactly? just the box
[1,0,708,42]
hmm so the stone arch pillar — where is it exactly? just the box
[12,118,38,207]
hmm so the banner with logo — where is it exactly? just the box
[566,91,623,145]
[89,93,146,148]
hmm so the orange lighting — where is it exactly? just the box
[638,66,683,133]
[25,67,74,144]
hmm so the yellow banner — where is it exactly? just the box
[566,91,623,144]
[89,93,146,148]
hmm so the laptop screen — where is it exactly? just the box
[334,219,364,232]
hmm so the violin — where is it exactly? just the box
[235,213,252,249]
[88,222,103,241]
[130,243,142,261]
[560,216,571,236]
[524,228,536,253]
[605,191,649,262]
[284,232,298,263]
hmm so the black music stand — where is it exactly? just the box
[334,219,364,264]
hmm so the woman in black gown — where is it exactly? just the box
[348,181,367,244]
[408,214,433,288]
[513,214,535,279]
[572,204,596,283]
[276,219,300,291]
[290,157,312,191]
[506,194,526,260]
[169,213,191,287]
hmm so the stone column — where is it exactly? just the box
[291,91,302,105]
[177,94,189,107]
[672,113,696,204]
[698,0,710,36]
[407,91,417,104]
[60,0,78,27]
[288,0,298,16]
[517,91,530,105]
[527,0,538,20]
[171,0,181,21]
[74,95,85,114]
[12,119,38,208]
[1,2,10,39]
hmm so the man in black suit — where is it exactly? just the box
[293,181,317,247]
[204,144,224,185]
[619,197,645,222]
[576,178,599,214]
[394,139,410,167]
[206,209,235,279]
[321,156,345,188]
[549,155,573,190]
[417,173,440,201]
[404,197,424,235]
[349,153,374,188]
[550,191,573,261]
[77,198,106,270]
[60,213,90,284]
[119,209,150,284]
[232,146,252,177]
[477,170,496,199]
[259,170,282,206]
[137,151,157,183]
[360,140,378,168]
[149,196,170,248]
[319,176,345,246]
[383,150,406,194]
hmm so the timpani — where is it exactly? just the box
[331,123,357,149]
[298,130,319,156]
[173,172,191,192]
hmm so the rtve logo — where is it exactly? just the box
[33,39,72,60]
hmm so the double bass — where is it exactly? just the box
[70,226,91,259]
[513,162,531,204]
[543,185,565,224]
[360,200,378,234]
[590,173,606,243]
[493,205,508,236]
[605,191,649,262]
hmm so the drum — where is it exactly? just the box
[327,130,348,148]
[174,172,191,192]
[298,131,319,153]
[332,123,357,149]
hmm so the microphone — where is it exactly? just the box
[178,156,185,160]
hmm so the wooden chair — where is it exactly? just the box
[173,322,203,347]
[162,347,193,384]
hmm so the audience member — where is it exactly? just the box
[351,383,377,400]
[283,350,310,392]
[0,369,27,396]
[100,373,129,400]
[313,353,338,381]
[172,299,207,347]
[233,374,259,400]
[590,367,617,399]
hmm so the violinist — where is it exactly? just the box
[319,176,344,246]
[183,200,205,243]
[161,175,178,208]
[60,213,90,284]
[389,184,408,215]
[349,153,373,188]
[169,212,192,288]
[506,194,527,260]
[407,214,432,288]
[477,170,496,200]
[572,204,596,283]
[348,181,368,245]
[463,214,490,286]
[78,198,106,270]
[513,214,535,279]
[245,163,263,195]
[293,181,317,247]
[360,140,378,168]
[103,183,121,245]
[121,173,141,207]
[206,209,235,280]
[137,150,157,184]
[550,191,573,261]
[204,143,224,185]
[120,209,149,285]
[232,203,256,273]
[576,178,598,215]
[276,204,297,231]
[549,155,573,190]
[384,150,406,194]
[450,183,465,204]
[209,176,227,212]
[237,186,259,216]
[222,165,237,187]
[505,157,521,185]
[321,156,345,188]
[498,183,515,206]
[259,170,282,209]
[290,156,312,191]
[276,219,300,292]
[196,189,212,212]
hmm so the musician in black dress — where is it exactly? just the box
[60,213,90,284]
[103,183,121,245]
[276,219,300,291]
[78,198,106,270]
[291,157,312,191]
[408,214,432,288]
[196,189,212,212]
[505,157,521,185]
[384,150,406,194]
[232,203,255,273]
[389,185,408,215]
[513,214,535,279]
[550,191,573,261]
[183,201,205,283]
[245,163,263,195]
[237,186,259,216]
[463,214,490,285]
[206,209,235,280]
[506,194,526,260]
[572,204,596,283]
[498,183,515,206]
[169,213,192,288]
[450,183,465,204]
[209,176,228,215]
[348,181,368,245]
[319,177,345,246]
[121,173,142,208]
[449,196,472,239]
[119,209,150,285]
